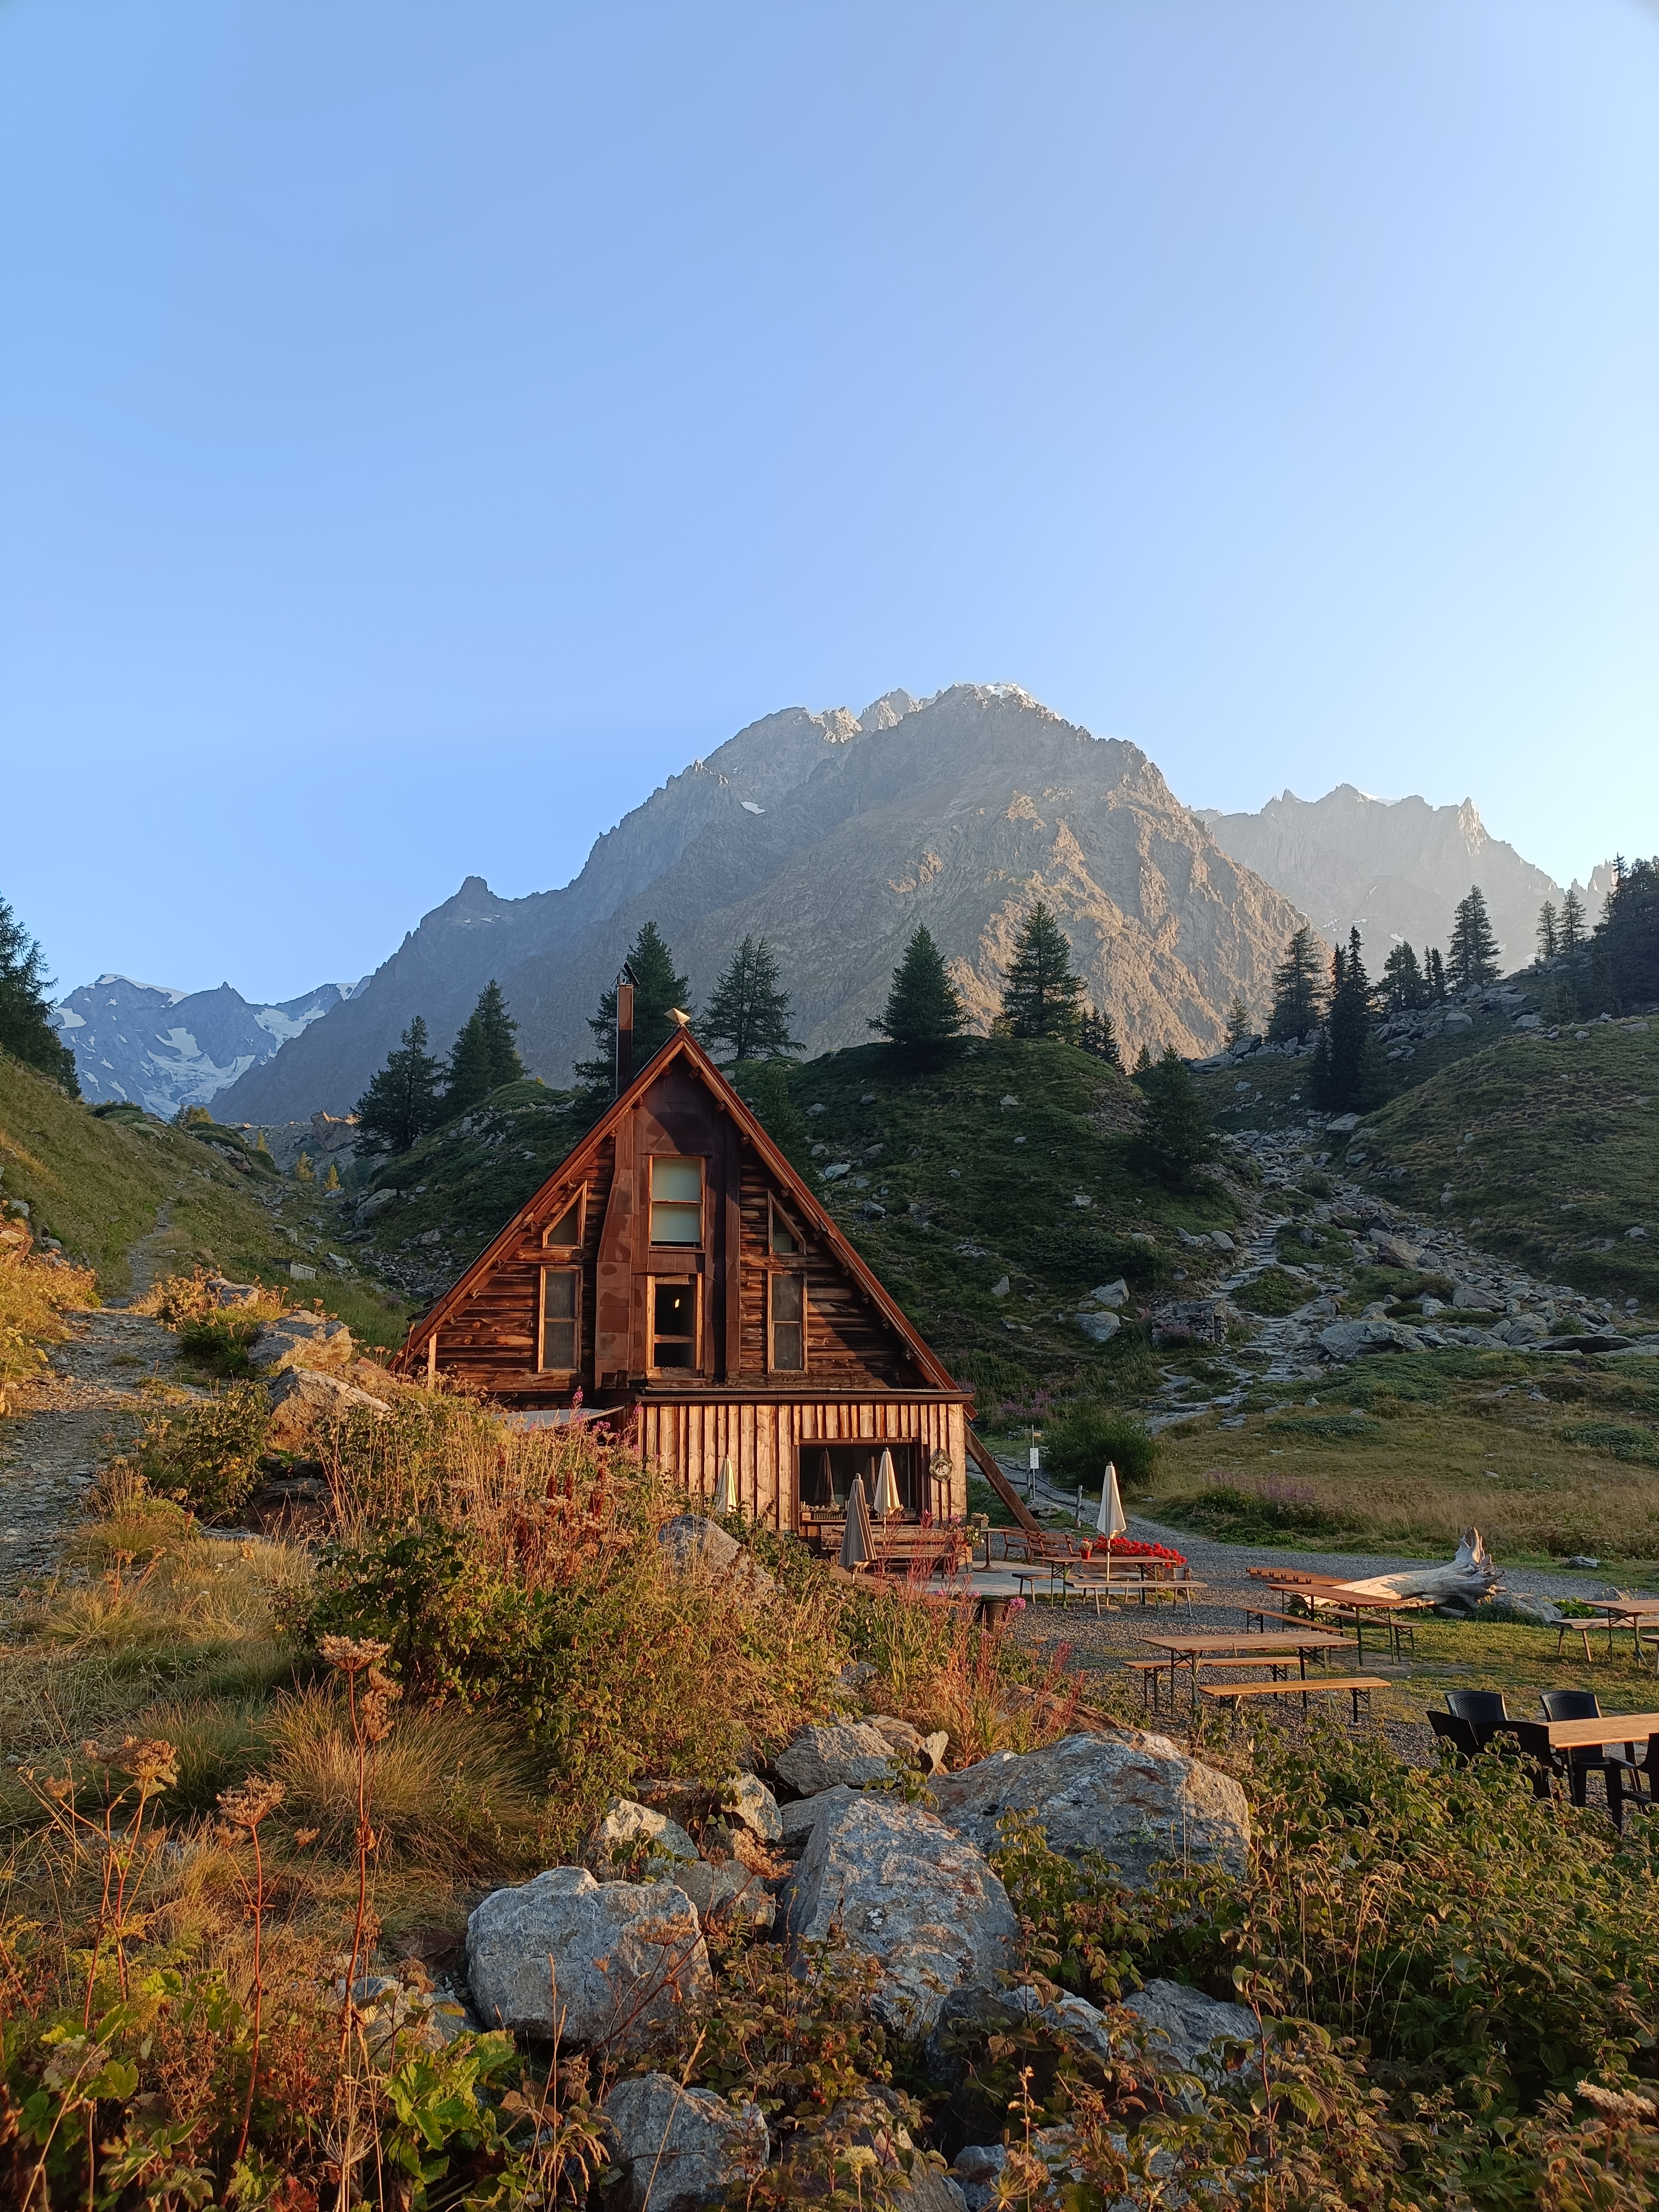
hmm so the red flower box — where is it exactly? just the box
[1082,1537,1187,1564]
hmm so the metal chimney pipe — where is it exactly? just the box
[615,977,635,1095]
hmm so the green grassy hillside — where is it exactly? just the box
[1346,1022,1658,1311]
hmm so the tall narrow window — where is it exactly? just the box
[649,1157,704,1246]
[769,1272,805,1371]
[652,1278,698,1370]
[541,1267,579,1372]
[769,1206,797,1255]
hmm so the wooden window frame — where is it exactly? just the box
[767,1196,806,1256]
[542,1188,585,1252]
[538,1264,582,1376]
[648,1273,702,1376]
[648,1156,706,1250]
[767,1268,807,1374]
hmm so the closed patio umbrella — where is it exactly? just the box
[839,1476,873,1571]
[714,1455,739,1517]
[872,1447,901,1518]
[1095,1462,1127,1601]
[809,1449,835,1507]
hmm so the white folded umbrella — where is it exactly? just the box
[872,1447,900,1517]
[714,1455,739,1516]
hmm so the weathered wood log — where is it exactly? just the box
[1336,1527,1499,1607]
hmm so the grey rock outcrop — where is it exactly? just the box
[602,2073,768,2212]
[672,1858,775,1931]
[1074,1310,1121,1343]
[781,1795,1018,2033]
[928,1731,1250,1891]
[465,1866,709,2047]
[1318,1317,1423,1360]
[778,1784,856,1842]
[1123,1979,1259,2108]
[774,1721,900,1796]
[586,1799,699,1879]
[264,1364,387,1449]
[656,1515,775,1595]
[248,1313,355,1373]
[718,1771,783,1842]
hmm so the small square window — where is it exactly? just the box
[769,1272,805,1371]
[652,1277,698,1370]
[541,1267,579,1372]
[650,1157,704,1246]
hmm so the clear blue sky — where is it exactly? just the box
[4,0,1655,1003]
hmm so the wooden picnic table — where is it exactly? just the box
[1263,1582,1428,1661]
[1574,1600,1659,1666]
[1065,1565,1205,1615]
[1542,1712,1659,1752]
[1140,1629,1350,1703]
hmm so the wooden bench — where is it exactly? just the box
[1124,1658,1178,1710]
[1200,1676,1389,1725]
[863,1528,974,1577]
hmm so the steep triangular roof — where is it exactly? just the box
[394,1030,960,1392]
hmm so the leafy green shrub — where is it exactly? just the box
[1164,1480,1346,1541]
[1039,1403,1157,1491]
[1236,1266,1311,1316]
[134,1382,271,1520]
[1024,1223,1172,1296]
[1563,1421,1659,1466]
[950,1349,1037,1402]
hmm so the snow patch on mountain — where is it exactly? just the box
[52,974,365,1118]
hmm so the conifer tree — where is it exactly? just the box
[1535,900,1559,964]
[445,981,524,1117]
[1266,927,1325,1041]
[1312,930,1385,1111]
[1425,947,1448,1004]
[1448,885,1500,989]
[1380,942,1427,1013]
[869,926,967,1057]
[0,895,78,1093]
[1224,997,1251,1049]
[1559,885,1587,955]
[703,935,799,1063]
[354,1016,444,1153]
[736,1057,813,1177]
[254,1129,270,1155]
[1132,1047,1219,1190]
[575,922,693,1099]
[1134,1042,1153,1073]
[1593,854,1659,1010]
[1079,1005,1123,1068]
[996,902,1088,1041]
[323,1161,341,1192]
[294,1152,315,1185]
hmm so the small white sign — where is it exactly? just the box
[1028,1446,1040,1471]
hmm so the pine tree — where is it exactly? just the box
[354,1016,444,1153]
[1132,1047,1219,1189]
[0,896,78,1093]
[1426,947,1448,1003]
[703,935,799,1063]
[869,926,967,1057]
[1380,942,1427,1013]
[1535,900,1559,964]
[1312,930,1385,1112]
[1079,1005,1122,1068]
[445,981,524,1117]
[1593,854,1659,1010]
[996,902,1088,1041]
[1559,885,1587,955]
[1224,997,1251,1049]
[1266,927,1325,1042]
[1448,885,1500,990]
[1134,1042,1153,1073]
[575,922,693,1098]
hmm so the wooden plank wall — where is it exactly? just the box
[735,1155,910,1385]
[640,1396,966,1528]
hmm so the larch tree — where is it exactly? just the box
[444,981,524,1117]
[996,902,1088,1041]
[353,1016,444,1153]
[1448,885,1501,990]
[869,925,967,1057]
[703,935,799,1063]
[575,922,693,1100]
[1266,927,1326,1041]
[0,895,78,1093]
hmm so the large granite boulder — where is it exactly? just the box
[718,1771,783,1842]
[779,1784,856,1843]
[781,1795,1018,2034]
[672,1858,775,1932]
[465,1866,709,2047]
[656,1515,775,1595]
[774,1720,900,1796]
[586,1799,699,1880]
[1123,1979,1260,2109]
[248,1312,355,1373]
[264,1364,388,1449]
[928,1732,1250,1891]
[602,2073,768,2212]
[1318,1317,1423,1360]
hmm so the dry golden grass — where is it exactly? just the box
[0,1241,97,1406]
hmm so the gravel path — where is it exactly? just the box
[0,1307,181,1591]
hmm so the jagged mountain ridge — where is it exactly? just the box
[52,975,361,1118]
[219,684,1308,1120]
[1195,785,1610,970]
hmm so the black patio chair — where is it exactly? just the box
[1539,1690,1642,1825]
[1427,1710,1482,1762]
[1445,1689,1510,1723]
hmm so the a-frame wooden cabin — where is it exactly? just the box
[391,1021,972,1530]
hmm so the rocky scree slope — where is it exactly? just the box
[221,683,1305,1119]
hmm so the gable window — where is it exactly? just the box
[649,1157,704,1246]
[540,1267,580,1372]
[768,1272,805,1371]
[543,1194,582,1248]
[768,1205,798,1255]
[652,1277,698,1371]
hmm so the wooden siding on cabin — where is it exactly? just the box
[637,1395,967,1529]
